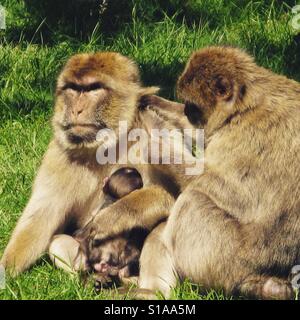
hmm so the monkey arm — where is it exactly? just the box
[140,95,185,114]
[1,194,69,276]
[0,142,97,275]
[91,185,175,239]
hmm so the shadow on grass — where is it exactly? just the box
[140,60,185,100]
[284,34,300,81]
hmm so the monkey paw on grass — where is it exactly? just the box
[93,261,138,291]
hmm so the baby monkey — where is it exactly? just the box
[102,167,144,202]
[49,167,146,287]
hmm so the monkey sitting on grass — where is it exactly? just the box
[49,167,146,284]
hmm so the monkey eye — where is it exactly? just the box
[62,82,81,92]
[92,239,103,247]
[85,82,104,92]
[62,82,104,92]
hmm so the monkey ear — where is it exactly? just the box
[213,76,233,100]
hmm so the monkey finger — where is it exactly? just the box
[94,273,120,291]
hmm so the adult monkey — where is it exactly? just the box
[86,47,300,299]
[136,46,300,299]
[1,52,194,275]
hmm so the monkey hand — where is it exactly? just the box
[93,263,138,292]
[94,272,116,291]
[139,95,185,113]
[139,94,163,108]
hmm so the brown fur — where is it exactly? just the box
[138,46,300,299]
[0,52,193,276]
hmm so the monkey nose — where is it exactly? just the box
[72,108,84,117]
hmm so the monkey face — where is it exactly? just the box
[177,46,249,124]
[87,236,141,275]
[58,80,110,146]
[75,223,141,276]
[91,238,141,290]
[52,52,142,149]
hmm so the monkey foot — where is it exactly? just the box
[240,275,294,300]
[262,278,293,300]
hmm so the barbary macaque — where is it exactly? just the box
[49,167,145,282]
[88,167,145,286]
[137,46,300,299]
[1,51,193,278]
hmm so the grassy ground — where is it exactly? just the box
[0,0,300,300]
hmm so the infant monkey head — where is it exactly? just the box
[103,167,143,200]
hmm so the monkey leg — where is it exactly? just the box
[163,190,294,300]
[1,203,67,276]
[138,222,178,299]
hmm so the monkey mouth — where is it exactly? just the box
[184,101,204,125]
[63,123,104,131]
[67,131,97,145]
[66,127,98,145]
[63,123,106,145]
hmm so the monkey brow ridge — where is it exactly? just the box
[62,82,104,92]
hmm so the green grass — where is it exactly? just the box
[0,0,300,300]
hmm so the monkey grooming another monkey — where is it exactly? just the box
[49,167,145,278]
[136,46,300,299]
